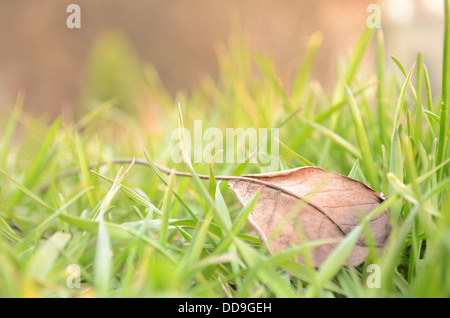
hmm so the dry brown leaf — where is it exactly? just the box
[151,161,391,268]
[226,166,391,267]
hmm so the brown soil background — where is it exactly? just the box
[0,0,443,117]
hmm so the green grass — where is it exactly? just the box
[0,9,449,297]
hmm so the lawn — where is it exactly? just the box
[0,4,449,298]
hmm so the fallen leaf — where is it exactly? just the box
[141,159,392,267]
[226,166,390,267]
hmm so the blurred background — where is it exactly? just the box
[0,0,444,118]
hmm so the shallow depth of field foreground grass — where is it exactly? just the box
[1,12,449,297]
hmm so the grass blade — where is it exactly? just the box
[0,92,24,169]
[437,0,450,182]
[390,63,416,184]
[290,31,323,102]
[377,30,388,147]
[345,85,378,188]
[159,171,175,247]
[413,52,423,146]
